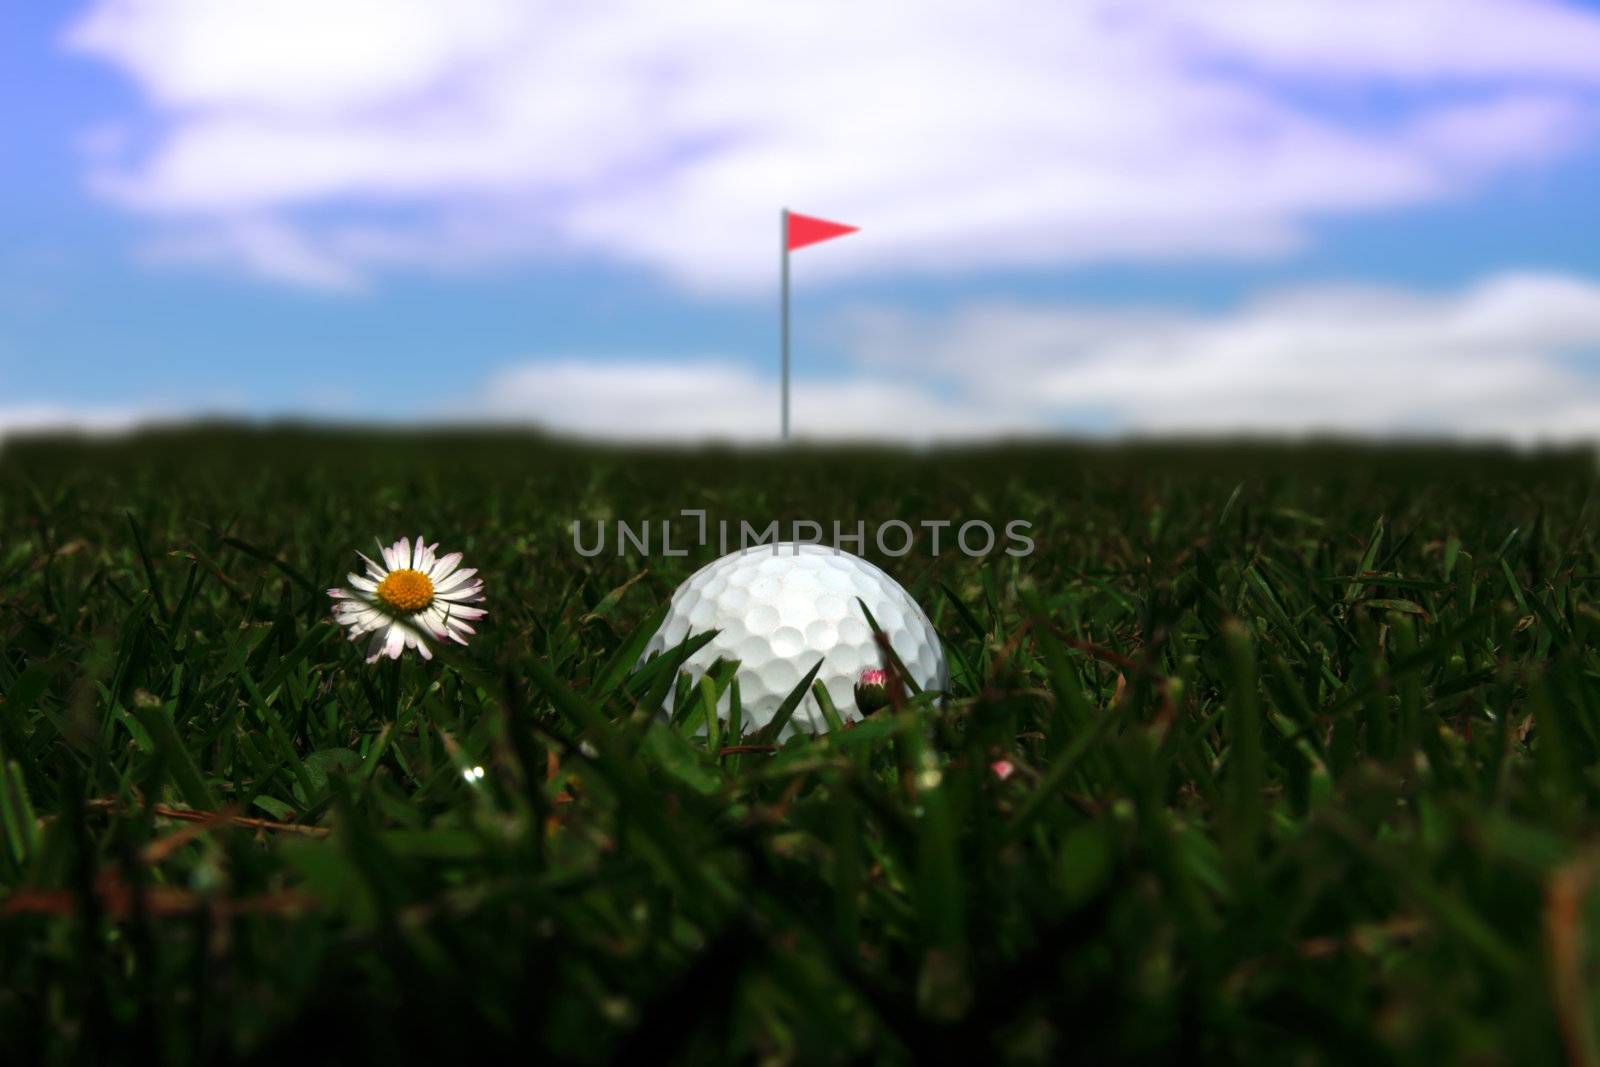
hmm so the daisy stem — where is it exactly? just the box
[384,660,401,723]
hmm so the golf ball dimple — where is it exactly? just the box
[641,542,947,735]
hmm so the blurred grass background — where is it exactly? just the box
[0,429,1597,1064]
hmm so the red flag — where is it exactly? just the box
[786,211,858,251]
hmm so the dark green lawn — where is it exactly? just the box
[0,429,1596,1064]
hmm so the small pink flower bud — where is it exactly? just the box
[854,667,892,715]
[990,759,1016,781]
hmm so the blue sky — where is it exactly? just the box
[4,1,1600,440]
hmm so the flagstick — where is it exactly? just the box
[780,207,791,441]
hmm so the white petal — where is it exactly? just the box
[440,604,487,621]
[396,537,412,570]
[352,607,388,631]
[420,607,450,637]
[357,551,388,580]
[348,574,378,593]
[364,631,388,662]
[428,552,463,581]
[384,622,407,659]
[433,569,479,595]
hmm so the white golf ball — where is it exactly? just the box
[641,542,947,735]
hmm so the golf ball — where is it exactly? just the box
[641,542,946,735]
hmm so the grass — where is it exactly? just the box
[0,428,1597,1064]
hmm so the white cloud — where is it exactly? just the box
[8,271,1598,445]
[843,272,1600,442]
[460,272,1600,443]
[469,360,1035,442]
[138,216,367,291]
[65,0,1600,291]
[0,404,161,445]
[1163,1,1600,82]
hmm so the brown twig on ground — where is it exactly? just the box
[718,744,779,756]
[84,797,331,837]
[141,812,230,865]
[1022,617,1140,673]
[3,882,318,920]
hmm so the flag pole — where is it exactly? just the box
[780,207,791,441]
[780,209,856,441]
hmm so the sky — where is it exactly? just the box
[2,0,1600,443]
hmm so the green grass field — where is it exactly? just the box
[1,429,1596,1064]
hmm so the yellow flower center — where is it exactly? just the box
[376,568,434,613]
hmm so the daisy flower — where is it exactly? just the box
[854,667,894,715]
[328,535,485,662]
